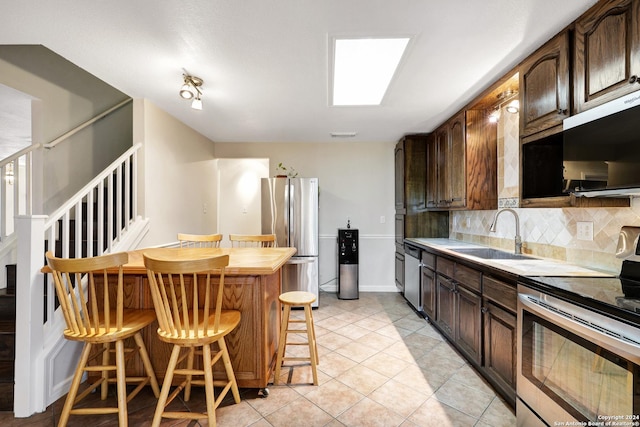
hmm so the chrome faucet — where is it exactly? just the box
[490,208,522,254]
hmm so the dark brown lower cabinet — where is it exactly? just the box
[457,285,482,364]
[481,274,518,406]
[427,252,517,408]
[483,300,517,404]
[395,249,404,293]
[422,265,436,320]
[435,273,482,365]
[436,274,455,339]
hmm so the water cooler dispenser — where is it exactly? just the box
[337,228,359,299]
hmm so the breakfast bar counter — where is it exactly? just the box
[111,246,296,391]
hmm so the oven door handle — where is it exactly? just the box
[518,291,640,365]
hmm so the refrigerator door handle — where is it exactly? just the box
[286,258,314,265]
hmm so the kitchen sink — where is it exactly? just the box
[452,247,536,260]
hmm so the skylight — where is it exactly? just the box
[331,37,410,106]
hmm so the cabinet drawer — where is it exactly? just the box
[483,276,517,312]
[436,257,455,278]
[455,263,482,293]
[422,252,435,270]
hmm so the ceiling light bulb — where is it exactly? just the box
[506,100,519,114]
[180,83,194,99]
[488,107,500,123]
[191,96,202,110]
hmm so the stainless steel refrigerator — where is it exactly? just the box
[261,177,319,307]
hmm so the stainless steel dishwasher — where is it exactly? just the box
[403,243,422,311]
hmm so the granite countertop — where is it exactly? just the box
[405,238,614,278]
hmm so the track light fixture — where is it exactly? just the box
[179,73,204,110]
[488,89,519,123]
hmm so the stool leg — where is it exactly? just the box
[101,342,110,400]
[202,344,217,427]
[219,337,241,403]
[274,304,291,385]
[152,345,181,427]
[115,339,128,427]
[303,304,318,386]
[184,347,195,401]
[307,305,319,366]
[58,343,93,427]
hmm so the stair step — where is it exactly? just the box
[5,264,15,295]
[0,360,14,381]
[0,291,15,321]
[0,319,14,333]
[0,381,13,411]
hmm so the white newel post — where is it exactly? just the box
[14,215,47,417]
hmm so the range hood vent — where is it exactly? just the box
[573,187,640,198]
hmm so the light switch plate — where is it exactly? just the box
[577,221,594,241]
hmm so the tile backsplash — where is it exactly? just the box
[450,201,640,273]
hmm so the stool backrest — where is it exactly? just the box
[177,233,223,248]
[144,253,230,337]
[228,234,276,248]
[45,251,129,336]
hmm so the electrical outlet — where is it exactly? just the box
[380,216,386,224]
[577,221,593,241]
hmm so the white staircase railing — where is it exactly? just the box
[43,142,141,262]
[0,143,39,243]
[14,142,147,417]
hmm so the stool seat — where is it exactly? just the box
[279,291,317,306]
[274,291,319,386]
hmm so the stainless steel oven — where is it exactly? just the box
[517,284,640,426]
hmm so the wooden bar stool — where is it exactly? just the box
[177,233,223,248]
[229,234,276,247]
[273,291,319,386]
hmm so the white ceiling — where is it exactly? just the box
[0,0,598,145]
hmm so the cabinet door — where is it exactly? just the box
[520,31,570,136]
[404,135,428,211]
[435,127,450,208]
[483,300,517,403]
[395,214,404,246]
[456,285,482,364]
[425,134,438,209]
[422,266,436,320]
[395,250,404,292]
[436,274,455,339]
[574,0,640,113]
[448,112,466,208]
[394,141,405,211]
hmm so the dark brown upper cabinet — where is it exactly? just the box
[394,141,405,212]
[396,134,428,213]
[432,113,466,209]
[435,125,450,208]
[574,0,640,113]
[428,110,496,211]
[425,133,438,209]
[448,113,467,209]
[519,31,570,137]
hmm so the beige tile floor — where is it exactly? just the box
[1,291,515,426]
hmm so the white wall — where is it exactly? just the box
[213,141,397,292]
[135,100,218,247]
